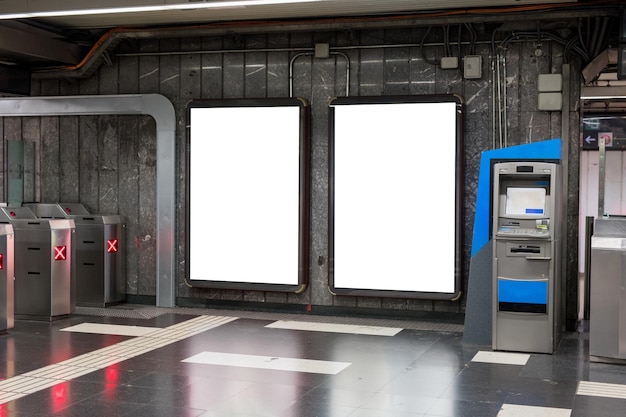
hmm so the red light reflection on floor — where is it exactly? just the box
[52,382,68,413]
[104,364,119,400]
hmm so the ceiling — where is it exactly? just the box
[0,0,577,69]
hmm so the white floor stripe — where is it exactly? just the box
[61,323,159,337]
[497,404,571,417]
[471,351,530,366]
[0,392,25,403]
[265,320,402,336]
[0,315,238,405]
[0,376,58,394]
[577,380,626,399]
[182,351,351,375]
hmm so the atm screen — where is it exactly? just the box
[505,187,546,215]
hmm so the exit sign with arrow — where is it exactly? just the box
[582,131,617,150]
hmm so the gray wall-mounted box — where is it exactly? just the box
[538,74,562,92]
[538,92,563,111]
[464,55,482,79]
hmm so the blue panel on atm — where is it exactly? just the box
[470,138,561,257]
[498,279,548,313]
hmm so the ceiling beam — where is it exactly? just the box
[0,23,81,65]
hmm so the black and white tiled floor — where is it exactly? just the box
[1,307,626,417]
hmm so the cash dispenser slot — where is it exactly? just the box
[498,278,548,314]
[504,241,550,258]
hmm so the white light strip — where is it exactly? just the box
[0,0,322,19]
[581,96,626,100]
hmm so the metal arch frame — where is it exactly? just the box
[0,94,176,308]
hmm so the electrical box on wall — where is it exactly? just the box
[314,43,330,59]
[538,93,563,111]
[440,57,458,69]
[538,73,562,111]
[538,74,562,92]
[463,55,482,79]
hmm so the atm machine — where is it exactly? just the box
[492,161,562,353]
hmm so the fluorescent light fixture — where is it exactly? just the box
[0,0,322,19]
[581,95,626,100]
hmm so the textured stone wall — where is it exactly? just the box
[3,20,581,317]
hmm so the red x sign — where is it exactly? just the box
[54,246,67,261]
[0,253,3,270]
[107,239,118,253]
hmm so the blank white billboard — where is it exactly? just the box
[187,99,308,290]
[330,96,462,297]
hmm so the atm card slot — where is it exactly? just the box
[82,262,96,266]
[27,247,41,251]
[510,246,541,254]
[83,241,95,244]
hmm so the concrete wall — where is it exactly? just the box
[2,19,582,317]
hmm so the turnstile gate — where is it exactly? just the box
[59,203,125,307]
[590,218,626,363]
[0,206,73,321]
[0,223,14,332]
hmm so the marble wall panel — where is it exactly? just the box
[21,24,585,317]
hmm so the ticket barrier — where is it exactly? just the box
[0,223,14,333]
[23,203,77,313]
[59,203,125,307]
[0,206,73,321]
[590,218,626,363]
